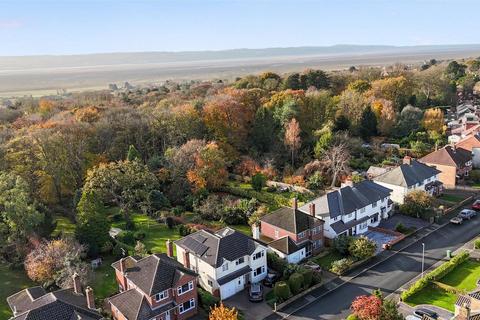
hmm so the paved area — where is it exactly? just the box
[379,214,430,230]
[224,286,273,320]
[264,205,480,320]
[363,230,398,253]
[399,302,453,320]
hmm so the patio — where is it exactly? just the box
[363,229,400,253]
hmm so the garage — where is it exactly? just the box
[220,276,245,299]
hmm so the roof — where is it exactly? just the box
[217,266,252,285]
[268,236,301,255]
[366,166,389,178]
[175,227,264,268]
[112,253,197,296]
[374,160,441,187]
[7,288,102,320]
[456,134,480,152]
[420,145,472,168]
[330,214,376,234]
[300,180,391,219]
[260,207,321,234]
[108,289,175,320]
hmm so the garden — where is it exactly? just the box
[402,251,479,312]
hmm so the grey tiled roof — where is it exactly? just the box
[330,215,372,234]
[268,236,300,255]
[217,266,252,285]
[108,289,175,320]
[261,207,320,234]
[175,227,263,268]
[374,160,441,187]
[7,288,102,320]
[112,253,197,296]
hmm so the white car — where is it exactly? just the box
[406,316,421,320]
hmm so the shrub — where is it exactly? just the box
[117,231,135,245]
[198,287,219,310]
[400,190,433,219]
[307,171,324,190]
[109,213,123,222]
[348,236,377,260]
[251,173,267,192]
[178,224,192,237]
[267,252,288,274]
[171,206,184,216]
[125,217,136,230]
[300,268,313,288]
[288,273,304,294]
[334,235,354,255]
[475,238,480,249]
[274,281,291,302]
[395,223,407,233]
[134,231,146,240]
[112,243,129,259]
[470,170,480,183]
[331,258,353,274]
[346,315,359,320]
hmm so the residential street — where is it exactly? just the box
[265,211,480,320]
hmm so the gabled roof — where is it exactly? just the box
[260,207,321,234]
[268,236,301,255]
[456,134,480,152]
[420,145,472,168]
[108,289,175,320]
[112,253,197,296]
[175,227,263,268]
[7,288,102,320]
[374,160,440,187]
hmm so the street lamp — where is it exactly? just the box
[421,243,425,278]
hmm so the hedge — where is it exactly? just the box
[475,238,480,249]
[401,251,470,301]
[274,281,291,302]
[289,273,304,294]
[300,268,313,288]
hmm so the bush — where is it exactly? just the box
[125,217,136,230]
[112,243,129,259]
[334,235,354,255]
[348,236,376,260]
[395,223,407,233]
[331,258,353,274]
[134,231,146,240]
[346,315,359,320]
[198,287,219,309]
[117,231,135,245]
[274,281,291,302]
[475,238,480,249]
[251,173,267,192]
[178,224,192,237]
[470,170,480,183]
[109,213,123,222]
[300,268,313,288]
[400,190,433,219]
[267,252,288,274]
[171,206,184,216]
[288,273,304,294]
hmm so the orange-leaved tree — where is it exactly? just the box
[209,302,238,320]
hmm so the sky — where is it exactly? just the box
[0,0,479,56]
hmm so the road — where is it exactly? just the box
[266,215,480,320]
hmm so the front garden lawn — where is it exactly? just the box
[439,194,466,203]
[311,250,345,270]
[0,264,35,319]
[404,283,456,312]
[441,260,480,291]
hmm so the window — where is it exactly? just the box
[298,231,306,238]
[207,280,213,286]
[222,263,229,271]
[372,201,377,208]
[312,239,322,249]
[312,226,320,235]
[360,207,365,213]
[253,266,265,277]
[179,298,195,314]
[235,257,244,265]
[177,281,194,295]
[274,229,279,238]
[253,250,264,261]
[155,290,168,302]
[360,222,368,229]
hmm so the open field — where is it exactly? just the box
[2,44,480,97]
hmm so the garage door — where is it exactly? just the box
[220,277,244,299]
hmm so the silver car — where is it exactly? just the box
[459,209,477,220]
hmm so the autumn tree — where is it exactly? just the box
[209,302,238,320]
[371,99,396,136]
[348,79,371,93]
[337,88,369,126]
[367,76,412,110]
[284,118,301,167]
[322,142,351,187]
[400,190,433,219]
[187,142,228,192]
[351,295,383,320]
[422,108,445,134]
[359,107,378,140]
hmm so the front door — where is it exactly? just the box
[165,310,171,320]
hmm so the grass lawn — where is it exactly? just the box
[311,250,345,270]
[0,265,35,319]
[52,216,76,237]
[90,255,118,304]
[404,283,456,312]
[231,224,252,236]
[439,194,466,203]
[441,260,480,291]
[111,213,182,253]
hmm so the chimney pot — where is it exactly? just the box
[293,198,298,210]
[72,272,81,294]
[309,203,316,217]
[119,257,126,274]
[183,250,191,269]
[85,286,95,309]
[166,239,174,258]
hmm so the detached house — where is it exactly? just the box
[7,274,102,320]
[456,134,480,168]
[174,227,268,300]
[300,180,392,239]
[109,253,198,320]
[420,145,472,188]
[257,200,324,264]
[373,156,442,204]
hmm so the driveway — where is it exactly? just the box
[379,213,430,230]
[265,205,480,320]
[399,302,454,320]
[224,286,273,320]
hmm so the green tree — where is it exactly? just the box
[127,144,141,161]
[380,299,404,320]
[400,190,433,218]
[284,73,302,90]
[333,115,351,132]
[359,106,378,140]
[251,173,267,192]
[445,61,467,80]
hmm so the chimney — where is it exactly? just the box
[166,239,174,258]
[458,302,471,320]
[183,250,190,269]
[72,272,81,294]
[119,257,126,274]
[403,156,412,165]
[85,286,95,309]
[292,198,298,210]
[309,203,316,217]
[252,223,260,240]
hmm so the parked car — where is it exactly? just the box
[450,216,463,225]
[302,260,322,272]
[263,270,279,287]
[460,209,477,220]
[248,283,264,302]
[413,308,438,319]
[406,316,421,320]
[472,200,480,211]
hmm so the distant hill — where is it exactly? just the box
[1,44,480,96]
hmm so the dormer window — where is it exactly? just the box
[235,257,245,265]
[155,289,169,302]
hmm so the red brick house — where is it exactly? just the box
[257,199,324,263]
[109,253,198,320]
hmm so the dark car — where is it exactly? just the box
[413,308,438,319]
[262,271,279,287]
[249,283,264,302]
[472,200,480,211]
